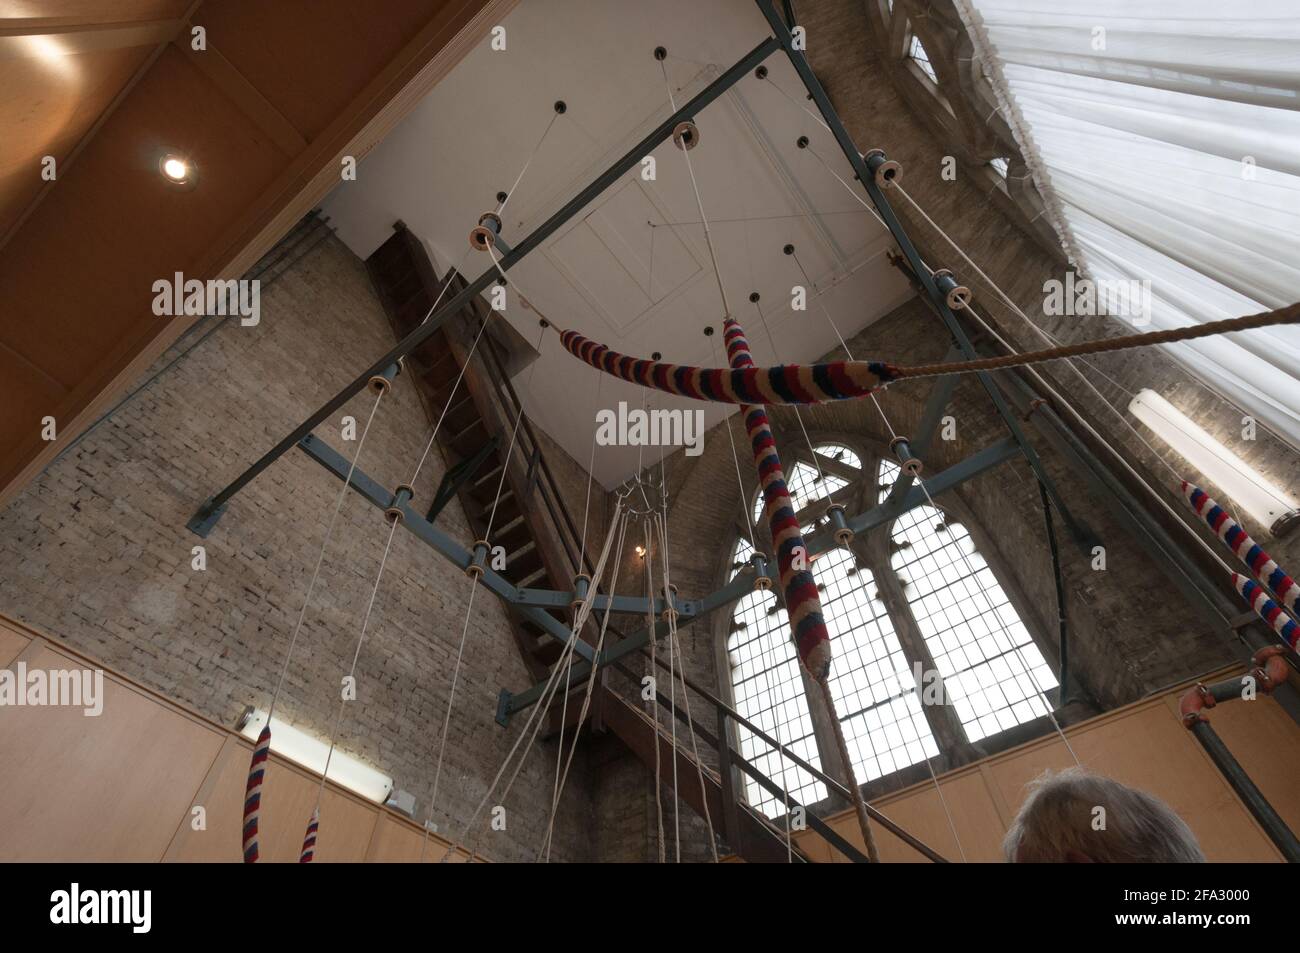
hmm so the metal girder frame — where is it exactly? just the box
[296,434,595,663]
[499,438,1019,721]
[180,13,1049,727]
[186,35,781,536]
[752,0,1095,553]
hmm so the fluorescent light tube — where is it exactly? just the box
[239,708,393,803]
[1129,389,1299,534]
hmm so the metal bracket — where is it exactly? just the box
[186,498,227,538]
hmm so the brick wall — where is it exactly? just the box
[0,234,595,862]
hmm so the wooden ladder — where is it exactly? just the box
[364,222,600,686]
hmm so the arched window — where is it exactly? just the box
[726,535,826,817]
[908,34,938,83]
[724,443,1059,816]
[880,459,1058,742]
[816,539,941,783]
[728,443,942,813]
[751,443,861,524]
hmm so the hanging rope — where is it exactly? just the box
[420,324,546,861]
[534,505,633,860]
[299,808,319,863]
[654,511,720,862]
[1183,482,1300,618]
[644,517,667,862]
[450,497,628,861]
[242,724,271,863]
[286,257,477,863]
[242,385,386,864]
[785,246,972,862]
[300,518,400,860]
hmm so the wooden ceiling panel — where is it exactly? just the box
[197,0,453,142]
[0,44,288,386]
[0,44,153,235]
[0,0,500,504]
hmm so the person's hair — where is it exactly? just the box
[1003,767,1205,862]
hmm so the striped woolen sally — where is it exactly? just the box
[721,316,832,677]
[299,807,319,863]
[1232,574,1300,649]
[559,327,892,405]
[1183,482,1300,615]
[242,725,271,863]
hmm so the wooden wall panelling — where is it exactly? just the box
[0,616,32,666]
[5,608,1295,862]
[985,699,1282,862]
[363,812,472,863]
[785,673,1300,864]
[0,639,225,860]
[163,736,379,862]
[0,613,465,862]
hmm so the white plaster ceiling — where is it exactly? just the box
[323,0,913,487]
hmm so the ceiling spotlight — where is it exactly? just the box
[159,153,192,185]
[635,545,646,558]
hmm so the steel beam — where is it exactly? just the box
[187,36,781,534]
[753,0,1093,553]
[294,433,596,663]
[511,586,695,617]
[1189,720,1300,862]
[497,563,765,722]
[805,436,1019,553]
[501,441,1016,721]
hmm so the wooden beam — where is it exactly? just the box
[0,19,180,52]
[177,37,308,158]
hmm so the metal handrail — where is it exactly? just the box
[611,659,857,863]
[633,647,949,863]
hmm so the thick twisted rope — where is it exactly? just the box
[299,807,319,863]
[558,302,1300,404]
[892,303,1300,380]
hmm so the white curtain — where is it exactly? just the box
[957,1,1300,447]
